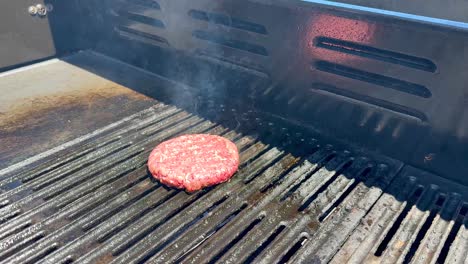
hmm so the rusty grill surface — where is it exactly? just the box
[0,103,467,264]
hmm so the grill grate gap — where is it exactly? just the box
[278,235,308,264]
[134,110,180,133]
[460,203,468,217]
[319,166,372,221]
[436,203,468,263]
[61,257,74,264]
[257,157,308,191]
[0,210,21,225]
[112,191,209,256]
[281,153,338,202]
[236,137,261,153]
[0,222,32,240]
[135,196,229,264]
[31,143,132,192]
[83,184,161,232]
[402,194,447,264]
[297,158,353,210]
[0,199,9,209]
[144,116,202,138]
[435,194,446,207]
[261,149,320,193]
[65,171,150,218]
[93,186,172,240]
[244,224,286,264]
[374,185,425,256]
[243,153,288,184]
[0,221,32,241]
[44,153,144,201]
[24,244,58,264]
[56,166,146,209]
[20,137,121,184]
[176,203,249,262]
[2,232,46,260]
[208,215,265,264]
[238,145,273,171]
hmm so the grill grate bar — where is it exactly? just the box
[0,113,202,230]
[1,103,467,264]
[0,119,240,264]
[279,149,336,201]
[378,186,441,263]
[177,167,298,263]
[297,156,357,210]
[36,131,267,264]
[80,148,292,264]
[218,219,286,264]
[410,194,462,263]
[139,155,300,264]
[444,210,468,264]
[0,107,187,205]
[178,154,373,263]
[289,162,400,263]
[0,103,174,184]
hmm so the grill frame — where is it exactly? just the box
[2,0,468,263]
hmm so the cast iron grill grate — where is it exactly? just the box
[0,102,466,264]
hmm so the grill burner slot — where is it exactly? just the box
[114,0,168,47]
[189,10,268,35]
[117,26,169,46]
[311,82,428,122]
[315,61,432,98]
[193,30,269,56]
[315,37,437,72]
[120,12,165,28]
[127,0,160,10]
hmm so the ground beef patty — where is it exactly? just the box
[147,134,239,192]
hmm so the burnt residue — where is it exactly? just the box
[0,53,155,168]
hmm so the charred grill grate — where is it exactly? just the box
[0,103,467,264]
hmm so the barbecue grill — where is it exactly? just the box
[1,0,468,263]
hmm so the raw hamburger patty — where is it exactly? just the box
[147,134,239,192]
